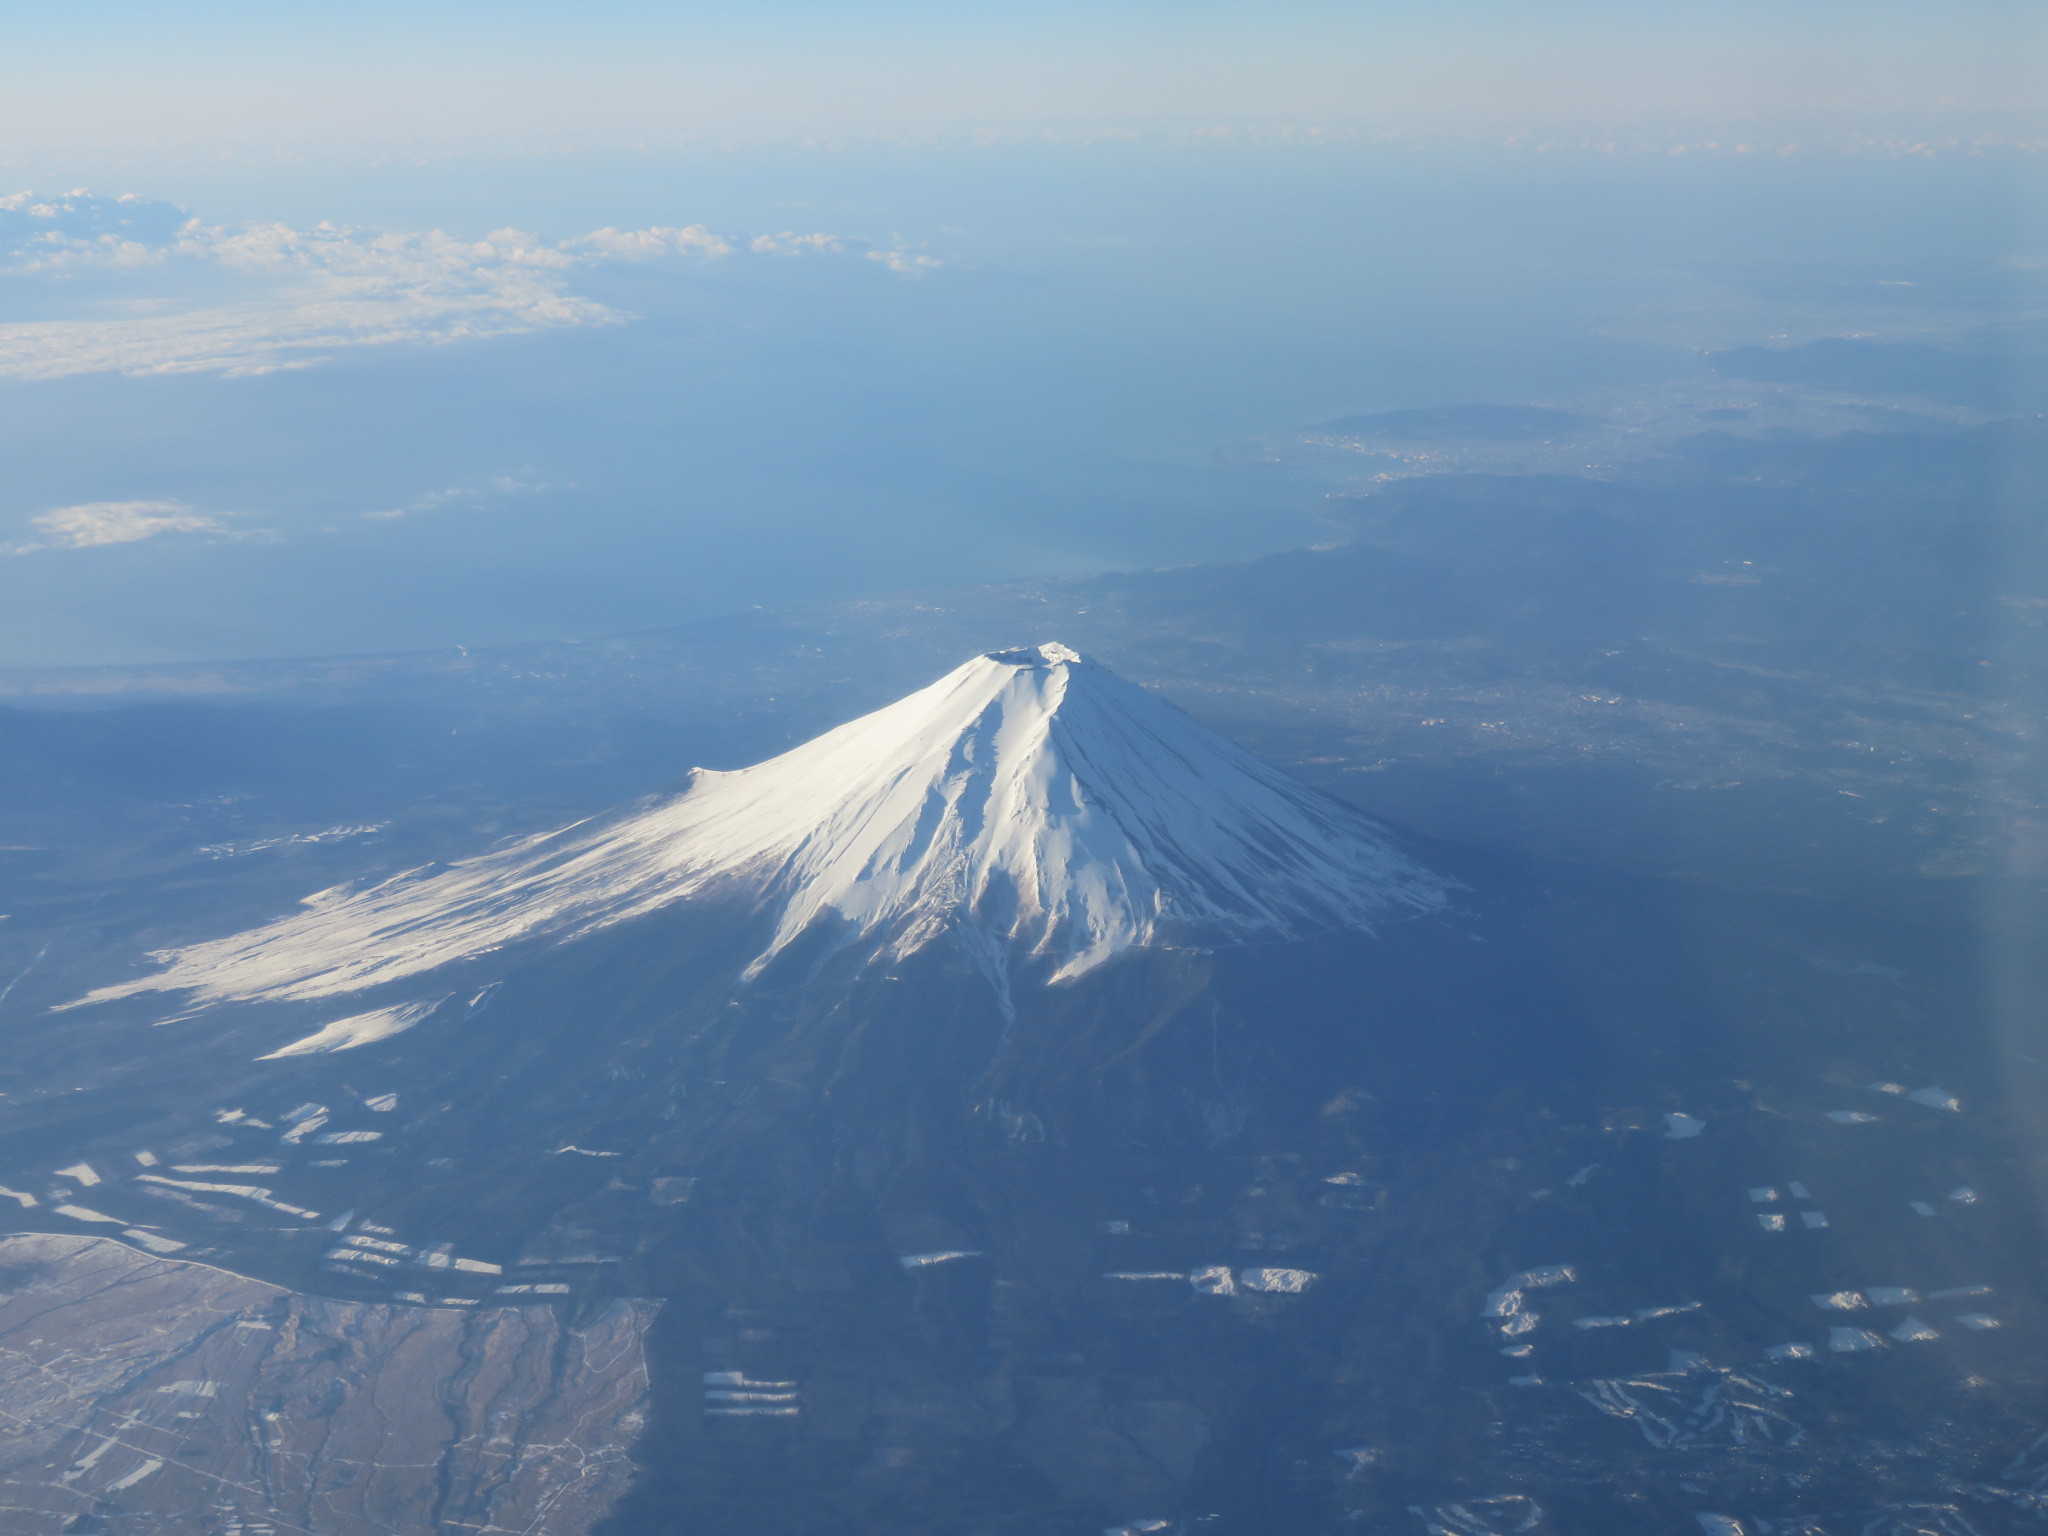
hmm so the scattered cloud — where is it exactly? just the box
[4,500,237,555]
[4,476,561,557]
[0,189,189,246]
[738,228,938,273]
[0,212,610,381]
[361,475,565,521]
[569,225,734,260]
[747,231,845,256]
[866,244,942,276]
[0,192,942,383]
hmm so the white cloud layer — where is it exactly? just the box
[4,500,233,555]
[0,192,935,382]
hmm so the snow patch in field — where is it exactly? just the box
[899,1250,980,1269]
[54,1205,120,1223]
[258,1000,438,1059]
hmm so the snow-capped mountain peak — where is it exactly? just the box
[79,644,1449,1010]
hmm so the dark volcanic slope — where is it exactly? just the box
[0,1232,651,1535]
[0,832,2037,1534]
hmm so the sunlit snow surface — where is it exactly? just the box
[79,643,1449,1007]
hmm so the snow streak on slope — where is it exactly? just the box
[79,644,1450,1008]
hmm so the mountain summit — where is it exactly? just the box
[83,644,1449,1012]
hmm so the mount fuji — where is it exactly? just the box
[80,643,1449,1027]
[0,639,2024,1536]
[5,642,1500,1535]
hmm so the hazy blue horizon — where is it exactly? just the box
[0,134,2038,670]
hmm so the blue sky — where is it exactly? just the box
[6,2,2041,159]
